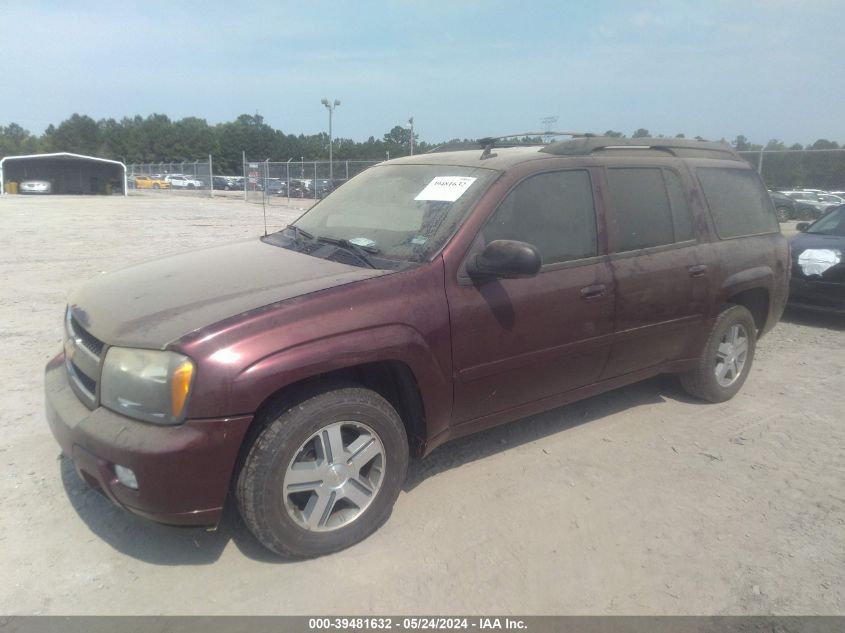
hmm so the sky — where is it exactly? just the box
[1,0,843,146]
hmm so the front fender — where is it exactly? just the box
[227,324,452,437]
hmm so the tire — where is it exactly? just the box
[236,386,409,558]
[679,304,757,403]
[153,183,160,190]
[776,206,791,222]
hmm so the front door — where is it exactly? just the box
[445,169,615,424]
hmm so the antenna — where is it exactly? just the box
[541,116,559,143]
[262,158,269,237]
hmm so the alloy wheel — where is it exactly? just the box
[282,421,385,532]
[714,324,749,387]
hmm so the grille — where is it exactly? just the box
[70,315,105,355]
[65,311,105,407]
[70,361,97,393]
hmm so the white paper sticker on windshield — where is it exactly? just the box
[798,248,841,276]
[349,237,377,249]
[415,176,477,202]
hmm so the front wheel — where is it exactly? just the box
[679,304,757,403]
[236,386,409,558]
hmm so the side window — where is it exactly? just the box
[483,170,597,264]
[665,170,694,242]
[607,168,674,251]
[697,167,779,238]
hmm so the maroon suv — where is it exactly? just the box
[45,136,790,557]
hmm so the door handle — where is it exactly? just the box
[580,284,607,301]
[688,264,708,278]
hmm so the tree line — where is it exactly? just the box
[0,113,431,174]
[1,116,843,187]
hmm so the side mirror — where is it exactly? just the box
[796,222,810,232]
[466,240,542,281]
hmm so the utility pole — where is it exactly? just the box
[541,116,559,143]
[321,98,341,180]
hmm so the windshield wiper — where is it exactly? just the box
[316,236,378,268]
[286,224,315,243]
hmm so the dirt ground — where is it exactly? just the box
[1,193,843,615]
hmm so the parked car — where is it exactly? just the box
[769,191,818,221]
[264,178,285,195]
[19,179,53,194]
[315,178,346,198]
[817,193,845,209]
[780,191,836,218]
[788,205,845,313]
[165,175,202,190]
[45,136,789,558]
[212,176,239,191]
[279,178,310,198]
[133,175,170,190]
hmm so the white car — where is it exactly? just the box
[19,179,53,194]
[165,175,203,190]
[780,190,839,217]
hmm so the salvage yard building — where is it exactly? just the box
[0,152,127,195]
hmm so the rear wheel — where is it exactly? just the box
[680,304,757,403]
[236,386,409,558]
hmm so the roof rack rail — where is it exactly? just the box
[540,137,741,160]
[427,131,592,155]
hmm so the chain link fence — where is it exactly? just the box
[126,160,213,195]
[125,148,845,204]
[737,148,845,191]
[242,158,381,205]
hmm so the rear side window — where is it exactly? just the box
[697,168,779,238]
[483,170,597,264]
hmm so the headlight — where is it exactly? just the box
[100,347,195,425]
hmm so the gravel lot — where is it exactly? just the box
[1,193,843,615]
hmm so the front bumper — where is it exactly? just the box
[45,353,253,526]
[789,277,845,314]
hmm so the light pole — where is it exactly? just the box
[321,98,341,180]
[408,116,414,155]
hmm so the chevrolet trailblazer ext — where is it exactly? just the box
[46,136,789,557]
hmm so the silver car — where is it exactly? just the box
[19,179,53,194]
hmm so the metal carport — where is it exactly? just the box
[0,152,127,196]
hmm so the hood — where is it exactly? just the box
[69,238,388,349]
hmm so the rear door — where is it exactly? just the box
[599,163,709,378]
[445,168,615,423]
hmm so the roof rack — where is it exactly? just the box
[540,137,741,160]
[427,131,591,155]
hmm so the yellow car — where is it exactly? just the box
[132,175,170,190]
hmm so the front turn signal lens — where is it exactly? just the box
[171,360,195,418]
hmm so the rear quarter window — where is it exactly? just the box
[697,167,779,238]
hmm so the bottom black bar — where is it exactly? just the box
[2,616,844,633]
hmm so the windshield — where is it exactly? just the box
[807,206,845,236]
[288,163,499,266]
